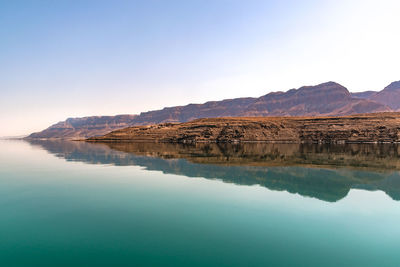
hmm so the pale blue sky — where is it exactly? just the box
[1,0,399,136]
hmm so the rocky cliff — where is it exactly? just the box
[88,113,400,144]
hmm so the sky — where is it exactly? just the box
[1,0,400,136]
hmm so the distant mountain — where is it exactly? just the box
[28,115,137,139]
[370,81,400,110]
[239,82,388,116]
[131,82,389,121]
[28,81,392,139]
[351,91,377,99]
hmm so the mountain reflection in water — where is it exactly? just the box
[27,140,400,202]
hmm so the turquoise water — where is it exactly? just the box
[1,140,400,266]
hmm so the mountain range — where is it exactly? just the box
[28,80,400,139]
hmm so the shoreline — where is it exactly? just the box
[86,113,400,144]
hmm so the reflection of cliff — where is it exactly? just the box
[27,140,400,202]
[103,142,400,171]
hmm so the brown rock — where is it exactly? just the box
[87,113,400,144]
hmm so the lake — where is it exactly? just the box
[1,139,400,266]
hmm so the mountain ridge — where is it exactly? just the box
[370,80,400,110]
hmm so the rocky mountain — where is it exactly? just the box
[370,81,400,110]
[131,82,389,121]
[350,81,400,110]
[28,81,393,139]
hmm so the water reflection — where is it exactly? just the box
[27,140,400,202]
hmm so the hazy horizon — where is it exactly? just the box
[1,0,400,136]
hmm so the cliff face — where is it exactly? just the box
[88,113,400,144]
[132,97,257,125]
[28,81,392,139]
[244,82,351,116]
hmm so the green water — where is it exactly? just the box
[1,140,400,266]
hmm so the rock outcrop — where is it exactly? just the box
[88,113,400,144]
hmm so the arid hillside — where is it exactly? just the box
[370,81,400,110]
[88,113,400,144]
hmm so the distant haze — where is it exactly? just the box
[1,0,399,136]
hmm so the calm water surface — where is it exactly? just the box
[1,140,400,266]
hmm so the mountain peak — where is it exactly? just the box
[320,81,343,86]
[296,81,348,93]
[383,81,400,92]
[370,80,400,110]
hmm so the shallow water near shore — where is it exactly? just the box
[1,139,400,266]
